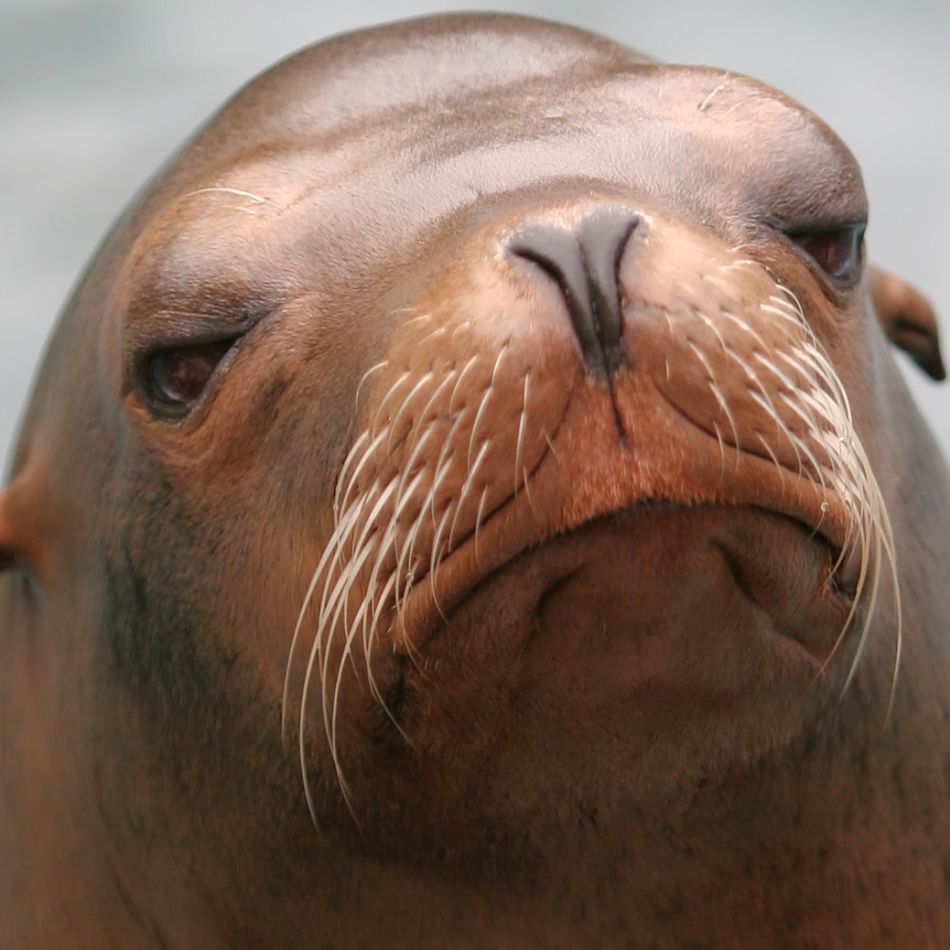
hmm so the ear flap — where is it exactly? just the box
[870,267,946,381]
[0,443,57,580]
[0,490,16,572]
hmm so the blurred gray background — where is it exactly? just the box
[2,0,947,468]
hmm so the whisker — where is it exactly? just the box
[514,373,530,497]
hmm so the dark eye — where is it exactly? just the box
[787,224,865,285]
[144,340,234,414]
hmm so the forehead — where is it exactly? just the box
[129,15,862,300]
[171,16,852,186]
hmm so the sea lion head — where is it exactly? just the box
[2,12,947,943]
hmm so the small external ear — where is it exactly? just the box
[870,266,946,381]
[0,490,17,572]
[0,440,59,582]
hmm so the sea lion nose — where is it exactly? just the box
[510,208,639,378]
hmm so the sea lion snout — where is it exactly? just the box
[509,207,641,378]
[316,192,884,700]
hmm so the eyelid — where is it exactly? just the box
[781,220,866,241]
[123,305,262,383]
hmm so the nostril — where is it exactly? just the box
[510,209,639,378]
[511,226,593,351]
[580,210,640,362]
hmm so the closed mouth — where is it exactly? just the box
[391,401,858,657]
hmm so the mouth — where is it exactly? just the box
[374,499,860,799]
[282,366,875,802]
[429,501,853,663]
[391,381,860,658]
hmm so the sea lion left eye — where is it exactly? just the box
[144,340,234,411]
[788,225,865,284]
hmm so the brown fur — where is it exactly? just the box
[1,14,947,947]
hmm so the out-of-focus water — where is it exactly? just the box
[2,0,947,468]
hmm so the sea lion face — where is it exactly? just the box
[101,20,897,836]
[8,16,939,861]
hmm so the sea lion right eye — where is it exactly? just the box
[143,339,235,414]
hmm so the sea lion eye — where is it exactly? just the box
[144,340,234,412]
[787,224,865,285]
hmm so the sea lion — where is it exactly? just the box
[1,12,947,948]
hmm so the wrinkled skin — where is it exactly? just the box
[1,14,947,948]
